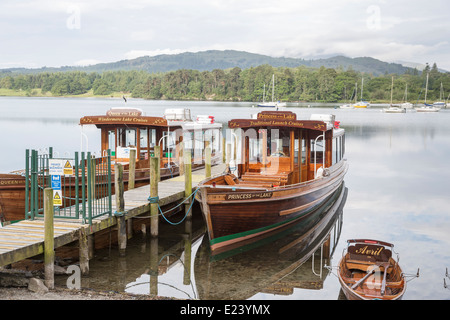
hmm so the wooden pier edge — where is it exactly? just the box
[0,162,226,269]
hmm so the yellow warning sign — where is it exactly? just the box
[63,160,73,176]
[53,190,62,206]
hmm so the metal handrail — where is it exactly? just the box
[314,134,325,179]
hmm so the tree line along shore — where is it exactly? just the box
[0,63,448,104]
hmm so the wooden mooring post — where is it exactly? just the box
[44,188,54,289]
[205,147,211,178]
[115,163,127,256]
[79,227,89,276]
[184,150,192,219]
[150,156,159,237]
[154,145,161,182]
[128,149,136,190]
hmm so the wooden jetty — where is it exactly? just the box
[0,162,227,269]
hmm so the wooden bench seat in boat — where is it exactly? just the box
[240,173,289,186]
[222,174,273,188]
[237,181,274,188]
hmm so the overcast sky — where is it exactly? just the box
[1,0,449,70]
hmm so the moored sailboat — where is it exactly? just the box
[352,78,370,108]
[383,76,406,113]
[257,74,286,108]
[415,73,440,112]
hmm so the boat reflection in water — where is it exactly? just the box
[194,184,348,300]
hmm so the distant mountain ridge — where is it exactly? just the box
[1,50,414,76]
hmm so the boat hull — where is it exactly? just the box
[383,107,406,113]
[415,106,440,112]
[338,259,406,300]
[197,160,348,254]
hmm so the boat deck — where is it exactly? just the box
[0,163,226,267]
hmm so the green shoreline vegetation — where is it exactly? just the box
[0,63,448,104]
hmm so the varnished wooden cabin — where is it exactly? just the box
[196,110,348,254]
[0,107,222,224]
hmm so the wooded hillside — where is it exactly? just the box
[0,62,448,103]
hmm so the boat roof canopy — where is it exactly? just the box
[79,107,222,130]
[80,107,168,127]
[228,111,334,132]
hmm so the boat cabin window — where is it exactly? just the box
[294,136,299,165]
[139,128,156,159]
[140,128,148,149]
[332,133,345,165]
[204,129,220,155]
[162,130,177,158]
[310,134,325,164]
[301,138,307,165]
[147,128,157,156]
[108,130,116,156]
[182,130,201,161]
[244,128,293,169]
[270,128,291,157]
[244,128,263,163]
[118,128,137,148]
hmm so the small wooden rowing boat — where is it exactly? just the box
[338,239,406,300]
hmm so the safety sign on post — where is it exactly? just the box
[63,160,74,176]
[51,175,62,206]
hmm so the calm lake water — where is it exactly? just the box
[1,96,449,300]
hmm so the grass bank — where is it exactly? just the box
[0,88,127,98]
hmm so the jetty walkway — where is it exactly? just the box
[0,163,226,267]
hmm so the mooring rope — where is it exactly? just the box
[137,188,200,225]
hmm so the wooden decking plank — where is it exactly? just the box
[0,227,67,235]
[13,222,80,231]
[0,233,43,240]
[0,239,37,245]
[23,220,82,228]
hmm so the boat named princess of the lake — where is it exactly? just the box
[196,111,348,255]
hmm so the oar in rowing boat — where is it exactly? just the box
[380,263,390,296]
[351,269,375,290]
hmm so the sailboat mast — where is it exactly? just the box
[361,78,364,100]
[425,73,429,104]
[271,74,275,103]
[263,84,266,103]
[405,84,408,102]
[390,76,394,106]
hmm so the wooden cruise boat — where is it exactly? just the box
[0,107,222,223]
[79,107,222,181]
[338,239,406,300]
[196,110,348,254]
